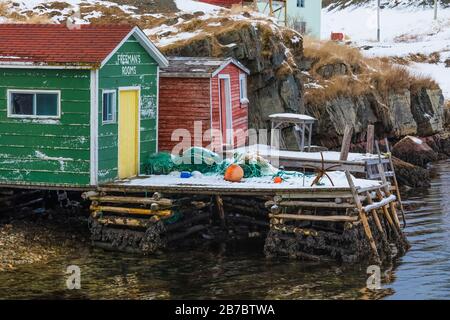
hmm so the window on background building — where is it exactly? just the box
[8,90,60,118]
[102,90,116,123]
[300,21,307,34]
[239,74,249,104]
[297,0,305,8]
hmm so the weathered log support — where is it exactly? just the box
[85,169,409,263]
[264,169,409,264]
[87,192,214,255]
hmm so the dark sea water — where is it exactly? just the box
[0,160,449,300]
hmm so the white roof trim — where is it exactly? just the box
[211,58,250,77]
[100,26,168,69]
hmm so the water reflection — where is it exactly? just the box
[0,160,449,299]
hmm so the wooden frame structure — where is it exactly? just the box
[269,113,316,152]
[85,163,408,261]
[253,0,288,26]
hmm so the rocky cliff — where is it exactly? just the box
[301,40,447,149]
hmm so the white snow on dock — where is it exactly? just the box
[231,145,382,163]
[118,171,381,190]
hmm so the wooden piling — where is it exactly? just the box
[345,171,381,263]
[340,126,353,161]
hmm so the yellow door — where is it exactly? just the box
[118,90,139,179]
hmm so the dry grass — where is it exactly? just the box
[304,37,364,74]
[303,38,440,106]
[0,0,10,16]
[388,52,441,65]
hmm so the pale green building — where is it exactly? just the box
[256,0,322,38]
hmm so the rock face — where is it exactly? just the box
[305,86,446,149]
[161,22,304,131]
[392,136,439,167]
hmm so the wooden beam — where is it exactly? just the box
[89,196,173,207]
[269,213,358,222]
[90,205,172,217]
[265,200,355,209]
[377,164,401,229]
[385,138,407,228]
[366,125,375,154]
[345,171,381,263]
[340,126,353,161]
[365,191,385,235]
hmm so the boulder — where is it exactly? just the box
[392,157,430,188]
[410,88,445,136]
[392,135,438,167]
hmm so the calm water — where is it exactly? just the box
[0,160,449,300]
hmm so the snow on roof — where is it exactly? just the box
[269,113,317,122]
[161,56,250,78]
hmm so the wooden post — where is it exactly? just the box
[366,125,375,154]
[340,126,353,161]
[308,123,313,152]
[345,171,380,263]
[215,195,226,227]
[365,191,384,235]
[301,123,305,151]
[377,164,401,229]
[384,138,407,228]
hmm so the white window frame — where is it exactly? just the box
[7,89,61,119]
[102,90,117,124]
[239,73,249,104]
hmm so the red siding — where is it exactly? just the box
[211,64,249,147]
[158,64,249,154]
[158,77,212,152]
[198,0,242,8]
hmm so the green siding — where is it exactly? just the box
[98,35,159,183]
[0,68,91,186]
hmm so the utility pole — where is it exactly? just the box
[434,0,438,20]
[377,0,381,42]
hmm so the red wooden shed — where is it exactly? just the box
[158,57,250,153]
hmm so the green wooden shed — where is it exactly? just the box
[0,24,168,189]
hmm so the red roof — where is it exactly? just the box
[0,24,135,66]
[198,0,243,7]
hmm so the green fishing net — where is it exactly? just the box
[144,147,312,180]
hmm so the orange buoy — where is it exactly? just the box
[273,176,283,184]
[224,164,244,182]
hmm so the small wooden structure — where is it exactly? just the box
[85,166,408,262]
[158,57,250,152]
[269,113,317,152]
[0,24,168,189]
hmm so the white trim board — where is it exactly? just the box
[90,69,99,186]
[212,58,250,77]
[100,27,168,69]
[6,89,61,119]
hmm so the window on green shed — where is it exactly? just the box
[8,90,60,118]
[102,90,116,124]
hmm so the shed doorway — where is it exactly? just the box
[219,76,233,146]
[118,89,139,179]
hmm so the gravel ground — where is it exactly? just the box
[0,211,90,272]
